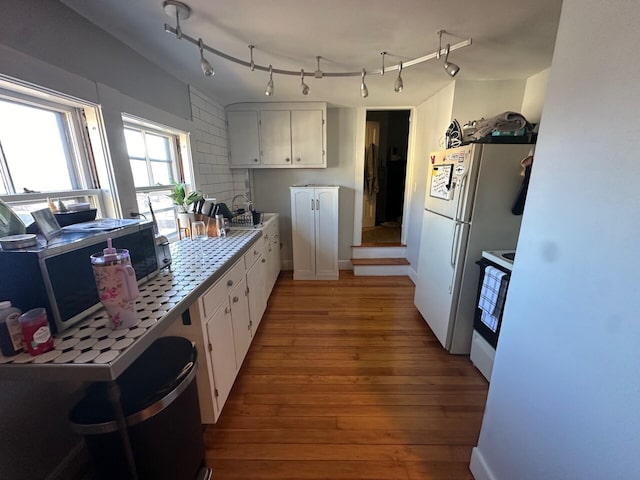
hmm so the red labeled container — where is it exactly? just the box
[19,308,54,356]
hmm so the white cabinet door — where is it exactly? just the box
[227,110,261,167]
[290,186,339,280]
[314,187,339,279]
[266,221,281,294]
[246,253,267,332]
[291,110,324,167]
[229,277,252,368]
[205,300,236,414]
[290,188,316,279]
[260,110,292,166]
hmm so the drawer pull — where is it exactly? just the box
[232,296,239,303]
[227,279,233,287]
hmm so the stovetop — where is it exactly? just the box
[482,250,515,270]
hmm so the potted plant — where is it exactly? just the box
[168,180,203,231]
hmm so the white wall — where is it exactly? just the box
[471,1,640,479]
[451,79,526,126]
[520,69,550,125]
[404,83,455,273]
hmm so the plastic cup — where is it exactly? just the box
[90,249,139,329]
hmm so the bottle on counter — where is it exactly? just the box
[0,301,24,356]
[19,308,54,356]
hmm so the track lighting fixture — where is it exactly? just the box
[360,69,368,98]
[300,69,310,95]
[438,30,461,77]
[394,62,404,93]
[198,39,214,77]
[163,2,472,98]
[248,44,255,71]
[443,44,460,77]
[265,65,274,96]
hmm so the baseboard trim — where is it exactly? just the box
[45,440,92,480]
[470,447,497,480]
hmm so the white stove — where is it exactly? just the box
[471,249,516,382]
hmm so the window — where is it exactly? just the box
[0,81,104,223]
[123,117,191,237]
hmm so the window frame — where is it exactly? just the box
[122,114,192,239]
[0,78,106,215]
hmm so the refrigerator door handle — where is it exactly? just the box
[453,175,466,222]
[449,221,462,293]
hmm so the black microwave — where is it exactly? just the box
[0,221,159,333]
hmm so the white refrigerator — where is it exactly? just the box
[414,143,531,354]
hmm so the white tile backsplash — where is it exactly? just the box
[189,87,249,205]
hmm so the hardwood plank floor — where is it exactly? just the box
[204,271,488,480]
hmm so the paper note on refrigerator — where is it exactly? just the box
[430,164,453,200]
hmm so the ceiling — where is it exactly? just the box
[61,0,563,108]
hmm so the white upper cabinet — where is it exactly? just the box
[226,102,326,169]
[227,110,261,167]
[260,110,292,166]
[291,110,324,166]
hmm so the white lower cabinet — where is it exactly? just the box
[290,186,339,280]
[245,242,267,332]
[163,219,281,423]
[204,300,237,413]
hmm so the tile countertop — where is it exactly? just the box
[0,229,261,382]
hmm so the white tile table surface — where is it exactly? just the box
[0,230,261,381]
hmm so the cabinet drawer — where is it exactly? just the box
[201,259,245,318]
[243,240,265,269]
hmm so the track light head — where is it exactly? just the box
[360,69,369,98]
[443,44,460,77]
[198,39,214,77]
[265,65,274,96]
[300,69,310,95]
[394,62,403,93]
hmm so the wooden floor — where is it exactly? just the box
[204,271,488,480]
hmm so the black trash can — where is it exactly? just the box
[70,336,206,480]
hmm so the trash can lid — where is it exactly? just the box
[70,336,196,425]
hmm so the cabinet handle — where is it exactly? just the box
[254,158,259,162]
[227,279,233,287]
[254,249,259,255]
[296,157,301,162]
[233,296,239,303]
[311,199,314,210]
[225,306,230,314]
[285,158,290,162]
[316,199,320,210]
[262,258,266,263]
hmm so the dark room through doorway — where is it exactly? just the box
[362,110,410,244]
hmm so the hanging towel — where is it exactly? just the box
[480,310,499,333]
[478,266,509,321]
[364,143,379,196]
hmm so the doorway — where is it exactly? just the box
[361,110,410,244]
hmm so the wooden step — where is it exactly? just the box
[352,245,406,259]
[351,258,410,266]
[351,257,410,276]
